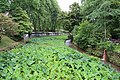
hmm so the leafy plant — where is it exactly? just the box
[0,13,18,42]
[81,0,120,39]
[0,36,120,79]
[75,21,99,49]
[97,41,114,52]
[10,7,33,35]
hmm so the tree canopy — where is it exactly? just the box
[0,13,18,42]
[0,0,60,32]
[81,0,120,39]
[74,0,120,52]
[58,2,81,33]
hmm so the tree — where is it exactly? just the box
[56,2,82,41]
[10,0,60,32]
[59,2,82,33]
[10,7,33,35]
[81,0,120,39]
[0,0,60,32]
[0,13,18,42]
[68,2,82,27]
[0,0,10,13]
[56,11,67,31]
[74,0,120,51]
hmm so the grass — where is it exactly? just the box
[0,36,15,48]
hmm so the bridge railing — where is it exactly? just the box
[30,32,63,38]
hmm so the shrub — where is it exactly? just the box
[74,21,98,50]
[10,7,33,36]
[97,41,114,52]
[0,13,18,42]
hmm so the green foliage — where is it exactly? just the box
[10,7,33,35]
[97,41,114,52]
[108,52,120,66]
[0,0,60,32]
[69,2,82,27]
[0,35,15,48]
[0,0,10,12]
[75,21,98,49]
[114,44,120,53]
[14,0,60,32]
[58,2,82,33]
[0,13,18,42]
[81,0,120,39]
[63,19,73,33]
[0,36,120,79]
[57,11,70,32]
[74,0,120,57]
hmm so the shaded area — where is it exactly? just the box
[0,36,15,48]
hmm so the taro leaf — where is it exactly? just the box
[58,54,65,59]
[13,68,21,78]
[1,71,6,78]
[0,63,5,70]
[101,76,109,80]
[74,75,79,80]
[42,66,47,74]
[7,67,14,74]
[22,67,31,75]
[17,77,24,80]
[95,76,101,80]
[61,72,66,78]
[112,73,120,80]
[33,71,38,76]
[82,71,89,80]
[27,60,35,66]
[13,64,20,70]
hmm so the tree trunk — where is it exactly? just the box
[104,24,107,41]
[0,36,2,43]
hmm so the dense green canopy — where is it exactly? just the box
[81,0,120,39]
[0,13,18,41]
[0,0,60,32]
[74,0,120,53]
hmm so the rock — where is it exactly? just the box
[24,34,29,43]
[65,40,72,46]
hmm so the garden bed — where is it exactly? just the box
[0,36,120,79]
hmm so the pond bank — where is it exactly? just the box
[65,40,120,72]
